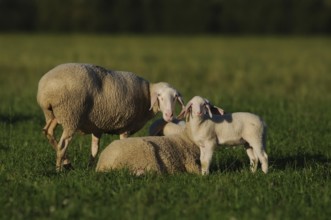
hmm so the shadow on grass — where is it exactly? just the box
[269,153,330,170]
[0,114,43,125]
[36,152,330,177]
[210,152,330,173]
[0,143,11,151]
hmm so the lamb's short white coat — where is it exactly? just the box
[180,96,268,175]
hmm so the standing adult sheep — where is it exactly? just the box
[37,63,184,171]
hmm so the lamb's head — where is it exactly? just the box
[178,96,224,120]
[150,82,185,122]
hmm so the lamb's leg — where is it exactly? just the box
[244,144,258,173]
[56,130,73,172]
[251,143,268,174]
[259,150,268,174]
[88,133,101,167]
[43,118,58,150]
[199,142,215,175]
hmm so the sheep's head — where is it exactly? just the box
[150,83,185,122]
[178,96,224,120]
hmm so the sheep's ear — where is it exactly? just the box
[176,93,185,109]
[149,92,159,111]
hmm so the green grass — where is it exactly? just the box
[0,34,330,219]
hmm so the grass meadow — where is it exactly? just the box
[0,34,330,219]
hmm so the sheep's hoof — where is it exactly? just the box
[87,156,96,168]
[63,163,74,171]
[201,170,209,175]
[135,169,145,176]
[42,129,47,136]
[56,166,61,173]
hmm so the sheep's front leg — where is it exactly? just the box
[56,131,73,172]
[199,142,216,175]
[88,133,101,167]
[120,131,129,139]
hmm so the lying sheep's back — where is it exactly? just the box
[140,133,200,174]
[96,138,161,173]
[96,133,200,174]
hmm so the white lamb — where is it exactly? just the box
[179,96,268,175]
[37,63,184,171]
[96,132,200,175]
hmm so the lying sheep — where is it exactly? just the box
[37,63,184,171]
[179,96,268,175]
[148,118,185,136]
[96,132,200,175]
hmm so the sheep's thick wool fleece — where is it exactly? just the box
[96,132,201,174]
[37,63,153,135]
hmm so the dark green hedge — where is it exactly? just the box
[1,0,330,34]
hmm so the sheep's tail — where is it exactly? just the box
[38,96,57,134]
[41,102,55,120]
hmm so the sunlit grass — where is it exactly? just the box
[0,34,330,219]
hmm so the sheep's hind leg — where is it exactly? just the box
[56,130,74,172]
[244,144,258,173]
[88,133,101,167]
[43,118,58,150]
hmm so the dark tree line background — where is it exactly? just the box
[1,0,331,34]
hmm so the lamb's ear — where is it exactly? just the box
[177,102,191,120]
[177,108,186,119]
[204,98,224,115]
[185,109,191,122]
[211,105,224,115]
[205,104,213,118]
[149,92,159,111]
[204,99,213,118]
[177,110,185,119]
